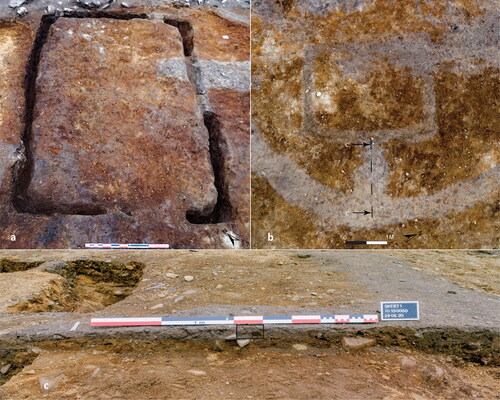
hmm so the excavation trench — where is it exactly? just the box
[13,12,233,225]
[165,17,233,224]
[7,260,144,314]
[187,112,233,224]
[0,259,42,273]
[0,345,37,387]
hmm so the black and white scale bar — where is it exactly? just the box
[345,240,388,245]
[85,243,170,249]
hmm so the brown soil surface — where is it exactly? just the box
[29,18,215,217]
[0,20,33,145]
[0,339,498,400]
[311,56,425,132]
[386,67,499,197]
[0,269,70,313]
[251,0,499,249]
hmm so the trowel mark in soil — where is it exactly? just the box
[9,260,144,314]
[0,259,42,273]
[0,345,37,387]
[14,12,235,226]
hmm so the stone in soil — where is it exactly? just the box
[77,0,111,9]
[16,7,28,16]
[0,364,12,375]
[187,369,206,376]
[421,365,446,383]
[399,356,418,369]
[236,339,251,348]
[214,341,224,352]
[9,0,26,8]
[342,337,376,351]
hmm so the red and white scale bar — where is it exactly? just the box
[91,315,379,327]
[85,244,170,249]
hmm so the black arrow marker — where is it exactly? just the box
[222,229,240,246]
[352,142,371,147]
[403,232,422,242]
[353,210,372,215]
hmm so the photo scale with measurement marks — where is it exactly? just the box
[0,1,250,249]
[1,249,498,399]
[251,0,499,249]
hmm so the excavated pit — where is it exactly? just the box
[0,345,37,387]
[0,259,42,273]
[7,260,144,314]
[0,8,250,248]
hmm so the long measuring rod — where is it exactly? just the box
[91,315,379,327]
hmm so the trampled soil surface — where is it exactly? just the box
[251,0,499,249]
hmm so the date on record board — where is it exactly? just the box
[381,301,419,321]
